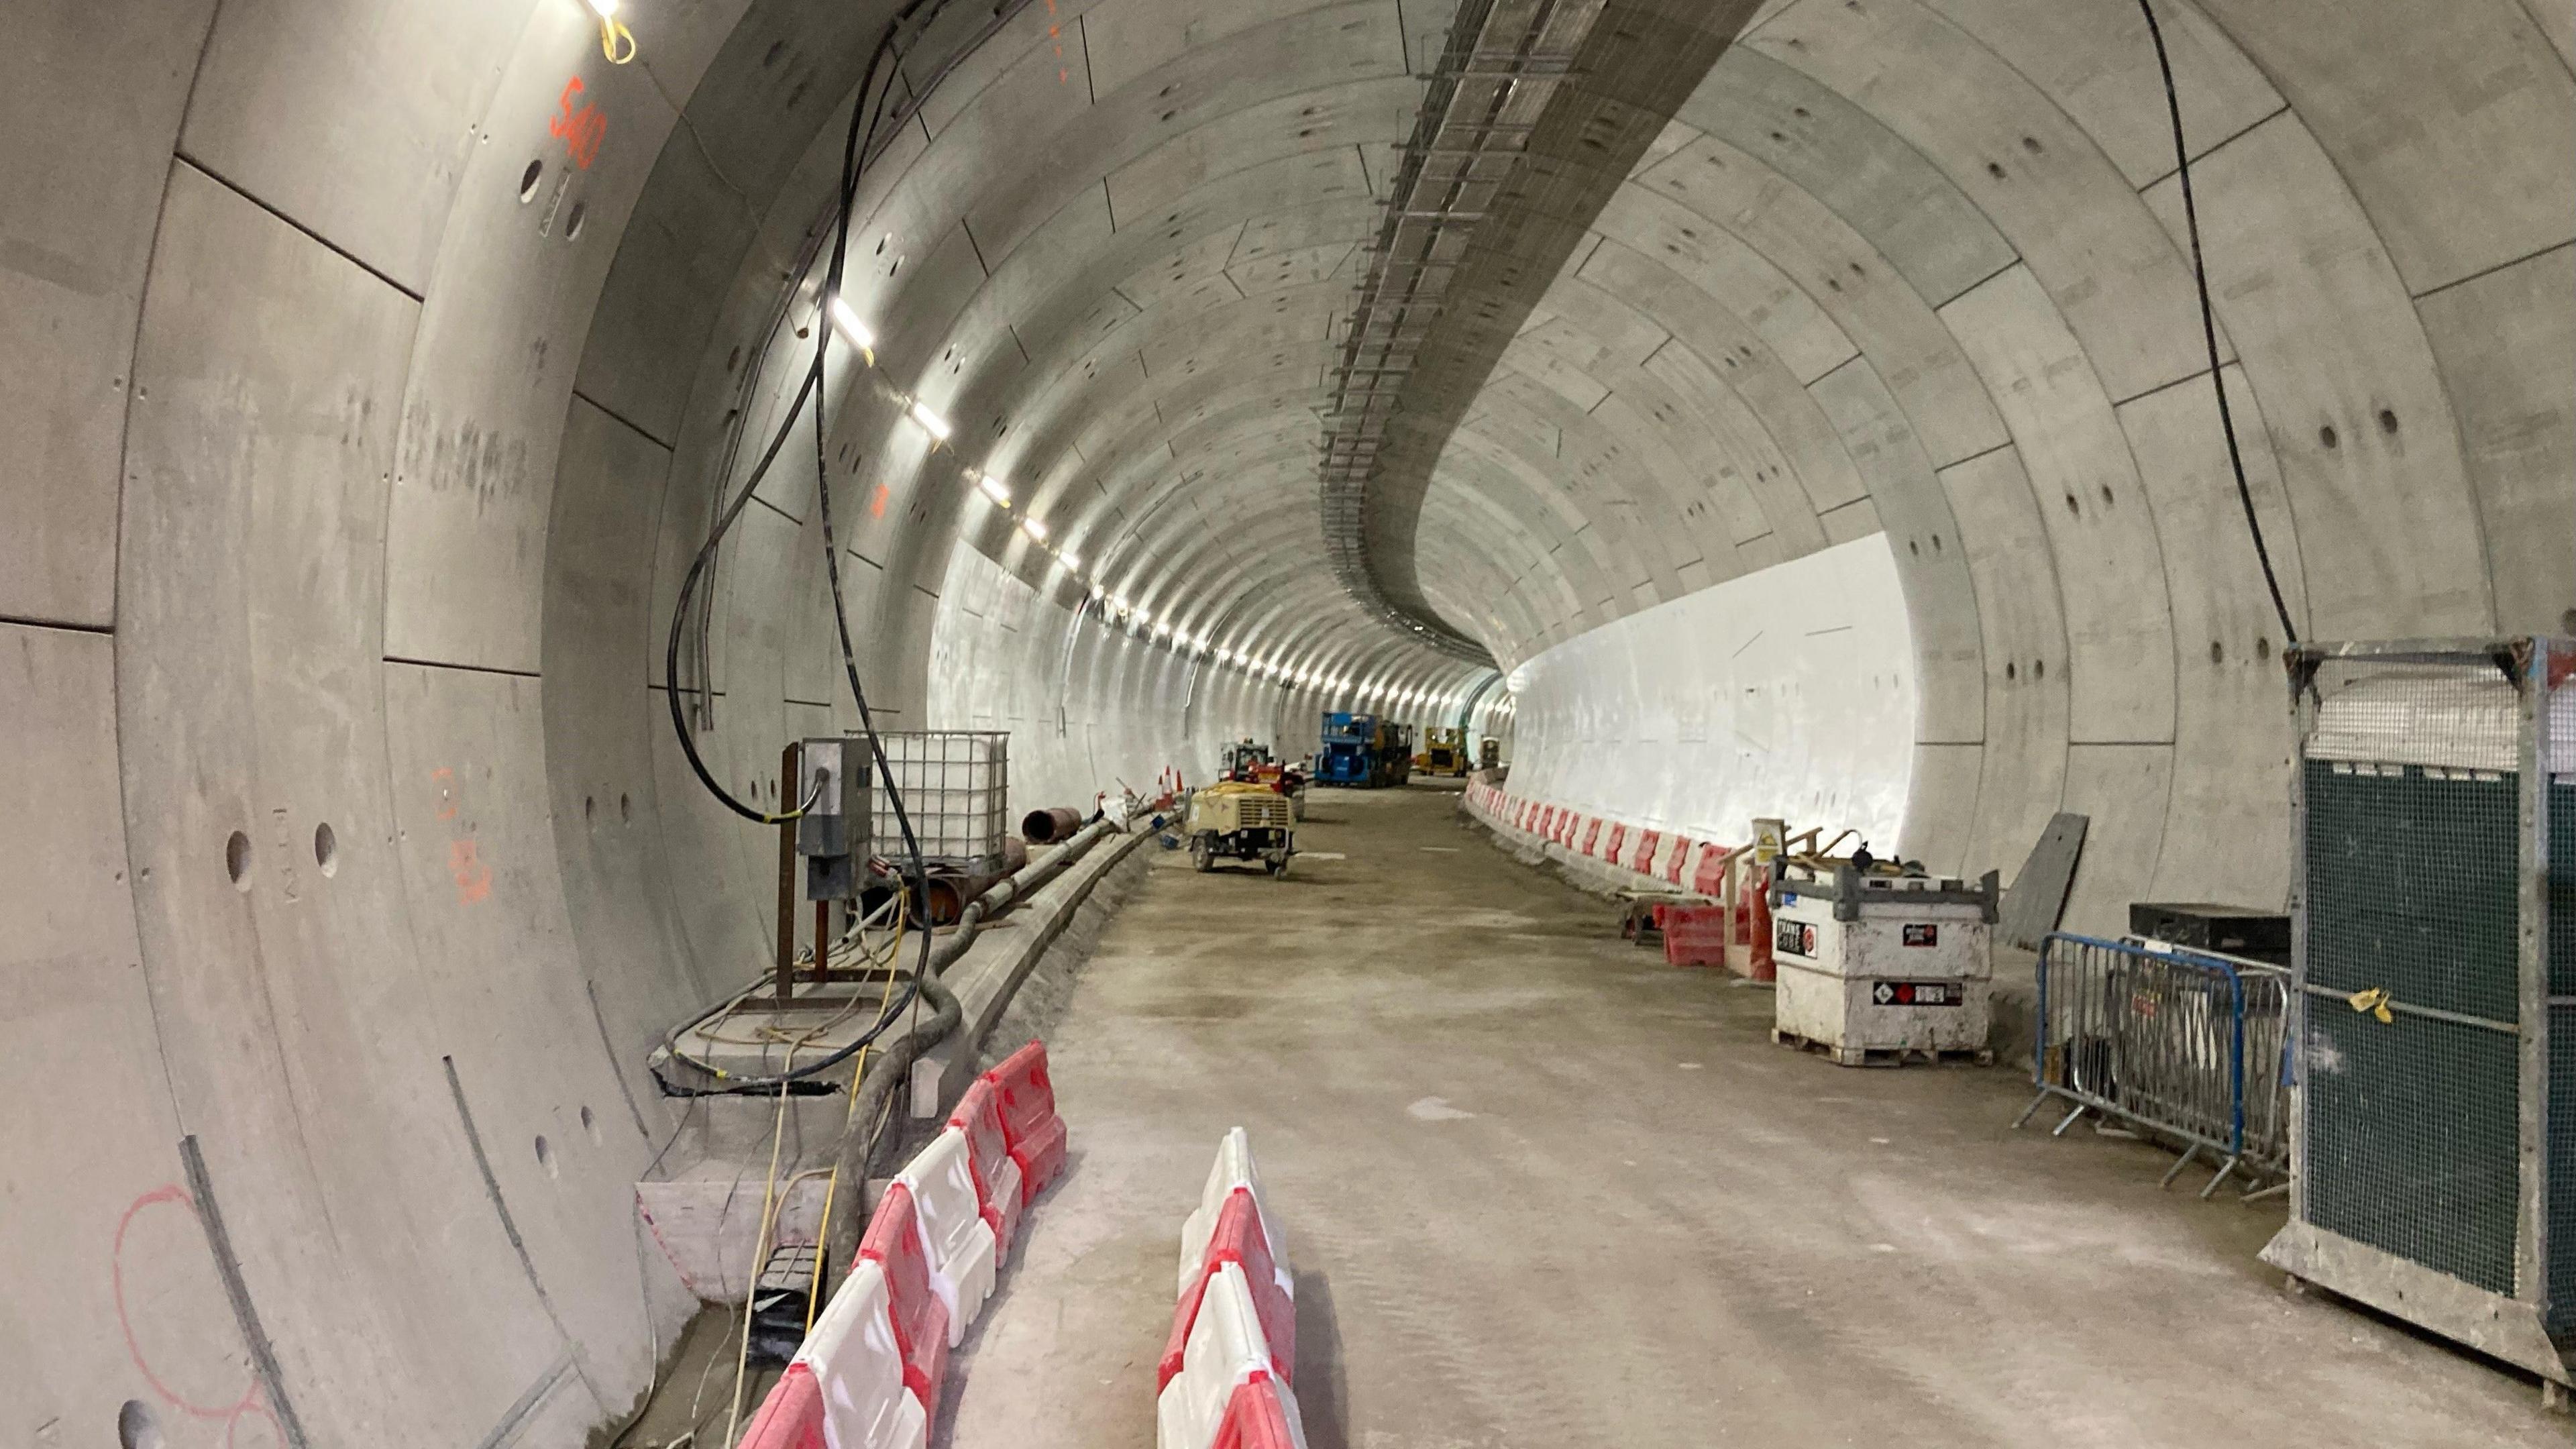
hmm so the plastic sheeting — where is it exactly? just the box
[1502,535,1917,852]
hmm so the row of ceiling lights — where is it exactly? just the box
[823,254,1500,716]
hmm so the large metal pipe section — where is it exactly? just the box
[1021,806,1086,845]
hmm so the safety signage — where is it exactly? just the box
[1902,924,1939,947]
[1871,980,1960,1006]
[1774,919,1817,959]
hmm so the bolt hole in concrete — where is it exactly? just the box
[535,1134,555,1178]
[117,1400,162,1449]
[581,1104,600,1144]
[313,821,338,877]
[584,794,595,823]
[564,200,587,239]
[619,792,632,823]
[225,830,252,890]
[518,158,541,201]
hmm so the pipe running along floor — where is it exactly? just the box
[942,784,2557,1448]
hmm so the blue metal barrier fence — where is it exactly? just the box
[2015,932,2291,1198]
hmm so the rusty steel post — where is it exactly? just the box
[775,740,800,1004]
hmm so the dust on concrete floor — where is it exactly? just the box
[937,784,2558,1448]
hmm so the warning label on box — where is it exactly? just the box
[1774,919,1817,959]
[1871,980,1960,1006]
[1902,924,1939,947]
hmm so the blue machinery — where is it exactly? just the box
[1315,712,1412,788]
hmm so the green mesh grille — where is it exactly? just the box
[2302,760,2520,1297]
[2304,1008,2518,1295]
[2552,780,2574,1330]
[2304,761,2516,1021]
[2554,1004,2576,1333]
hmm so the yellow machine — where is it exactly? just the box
[1415,726,1470,777]
[1183,781,1296,877]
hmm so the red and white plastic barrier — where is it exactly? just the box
[892,1128,998,1338]
[739,1040,1069,1448]
[1159,1129,1307,1449]
[987,1039,1069,1201]
[856,1183,949,1426]
[947,1079,1024,1260]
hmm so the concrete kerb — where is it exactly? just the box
[911,824,1163,1124]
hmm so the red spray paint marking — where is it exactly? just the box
[113,1186,265,1422]
[551,76,607,170]
[450,838,492,904]
[870,482,890,519]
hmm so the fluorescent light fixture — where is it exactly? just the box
[978,474,1010,506]
[585,0,619,18]
[1021,515,1048,541]
[1059,549,1081,572]
[826,297,873,350]
[908,399,952,441]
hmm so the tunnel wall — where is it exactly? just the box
[1405,0,2573,935]
[1500,534,1917,856]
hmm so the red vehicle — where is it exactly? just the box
[1223,739,1307,818]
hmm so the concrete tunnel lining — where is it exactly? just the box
[3,0,2572,1442]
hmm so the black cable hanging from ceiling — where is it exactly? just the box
[2138,0,2300,650]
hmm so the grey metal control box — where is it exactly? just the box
[796,737,869,900]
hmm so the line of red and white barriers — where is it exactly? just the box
[1158,1128,1306,1448]
[737,1040,1067,1449]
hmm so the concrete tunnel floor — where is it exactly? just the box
[918,783,2557,1448]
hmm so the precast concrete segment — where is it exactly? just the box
[937,787,2563,1448]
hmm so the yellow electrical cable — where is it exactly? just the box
[801,906,908,1337]
[599,15,637,62]
[723,1044,799,1448]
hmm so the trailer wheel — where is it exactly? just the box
[1191,834,1215,873]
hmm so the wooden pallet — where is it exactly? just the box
[1770,1026,1994,1069]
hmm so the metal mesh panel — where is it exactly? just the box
[2552,777,2575,1329]
[869,731,1008,869]
[2553,777,2575,997]
[2304,1006,2518,1294]
[2299,661,2522,1298]
[2304,760,2518,1020]
[2554,1003,2576,1332]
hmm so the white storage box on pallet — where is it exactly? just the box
[1769,863,1999,1065]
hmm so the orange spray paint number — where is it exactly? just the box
[551,77,607,170]
[449,838,493,905]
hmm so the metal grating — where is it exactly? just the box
[867,730,1008,870]
[2553,778,2575,1330]
[1316,0,1603,651]
[2300,671,2524,1297]
[2280,640,2576,1362]
[2303,758,2518,1022]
